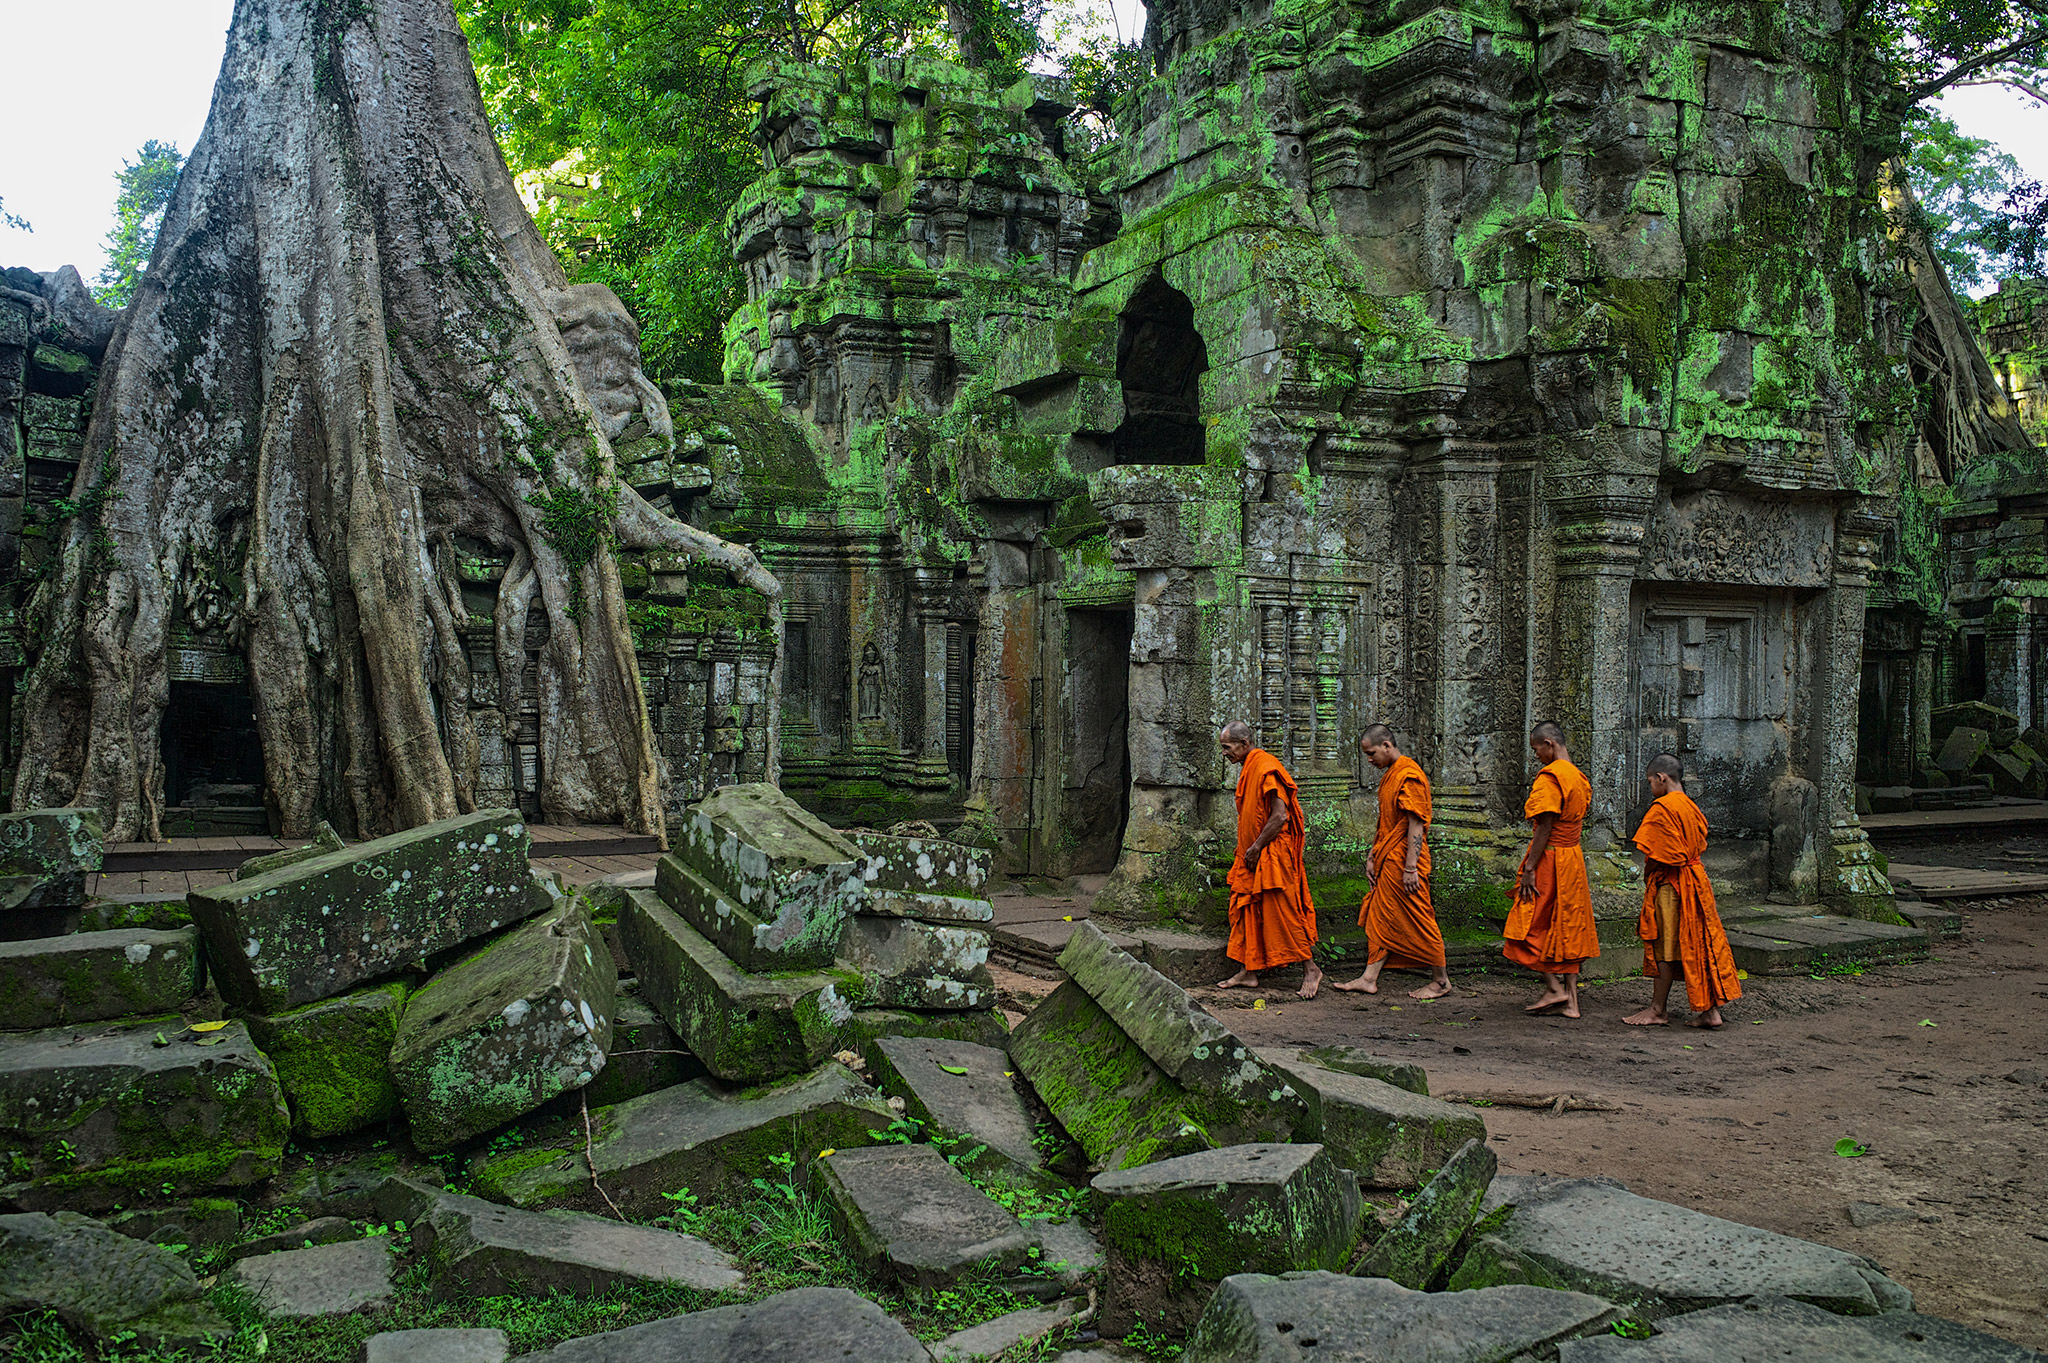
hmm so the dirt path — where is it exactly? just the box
[997,896,2048,1349]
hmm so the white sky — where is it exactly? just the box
[0,1,2042,289]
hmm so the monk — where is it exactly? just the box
[1503,721,1601,1018]
[1624,754,1742,1028]
[1218,721,1323,999]
[1334,725,1451,999]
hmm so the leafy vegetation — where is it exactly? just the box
[94,140,184,307]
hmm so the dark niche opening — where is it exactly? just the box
[162,680,269,835]
[1112,275,1209,466]
[1061,607,1133,874]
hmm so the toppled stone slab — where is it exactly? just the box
[1298,1044,1430,1096]
[839,915,995,1010]
[657,851,842,973]
[246,981,407,1138]
[839,1005,1011,1054]
[390,898,615,1152]
[0,1211,229,1347]
[232,820,345,881]
[272,1152,407,1220]
[106,1198,242,1248]
[0,808,104,938]
[1030,1216,1107,1293]
[471,1061,893,1215]
[365,1330,510,1363]
[1093,1143,1360,1337]
[226,1215,359,1261]
[618,888,859,1083]
[935,1299,1082,1362]
[378,1178,741,1297]
[1556,1296,2040,1362]
[848,829,993,902]
[0,926,201,1028]
[579,986,704,1108]
[189,809,541,1012]
[224,1236,394,1318]
[0,1018,288,1209]
[1265,1052,1486,1188]
[1357,1136,1497,1288]
[817,1142,1033,1287]
[1010,979,1209,1170]
[1450,1175,1912,1317]
[868,1034,1046,1186]
[506,1287,930,1362]
[1184,1272,1617,1363]
[669,784,861,965]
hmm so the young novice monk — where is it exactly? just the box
[1503,721,1600,1017]
[1335,725,1452,998]
[1624,754,1742,1028]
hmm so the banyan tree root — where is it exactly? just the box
[1439,1090,1624,1114]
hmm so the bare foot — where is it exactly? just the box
[1297,962,1323,1000]
[1409,980,1452,1000]
[1687,1009,1724,1029]
[1331,973,1380,994]
[1558,998,1581,1019]
[1217,970,1259,989]
[1524,993,1572,1014]
[1622,1007,1670,1026]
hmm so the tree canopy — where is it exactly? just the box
[93,140,184,308]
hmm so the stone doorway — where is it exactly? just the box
[1056,607,1133,875]
[161,680,269,836]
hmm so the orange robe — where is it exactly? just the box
[1502,758,1601,974]
[1359,755,1445,970]
[1633,790,1743,1011]
[1227,747,1318,972]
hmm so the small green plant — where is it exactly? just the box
[1124,1314,1185,1358]
[44,1140,79,1171]
[1611,1318,1655,1339]
[870,1116,923,1145]
[654,1186,706,1234]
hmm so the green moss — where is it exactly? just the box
[245,981,407,1139]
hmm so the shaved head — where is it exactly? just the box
[1530,720,1566,746]
[1220,720,1254,743]
[1646,753,1683,782]
[1361,723,1396,747]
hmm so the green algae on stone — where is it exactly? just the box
[244,980,408,1138]
[0,926,200,1029]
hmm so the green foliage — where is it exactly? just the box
[94,140,184,308]
[1904,109,2028,291]
[0,194,29,233]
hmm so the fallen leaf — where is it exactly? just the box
[189,1020,230,1033]
[1750,1020,1764,1025]
[938,1063,970,1075]
[818,1148,836,1158]
[152,1032,170,1047]
[1061,915,1072,922]
[1735,970,1748,980]
[1834,1138,1869,1158]
[1251,998,1266,1010]
[1918,1019,1937,1027]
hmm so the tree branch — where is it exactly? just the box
[1909,26,2048,100]
[1953,75,2048,107]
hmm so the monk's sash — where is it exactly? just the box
[1547,818,1583,848]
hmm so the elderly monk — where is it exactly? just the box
[1334,725,1451,999]
[1624,754,1742,1028]
[1504,721,1601,1018]
[1218,721,1323,999]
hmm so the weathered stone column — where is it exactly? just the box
[1818,505,1895,918]
[1912,633,1938,773]
[912,568,953,790]
[1546,485,1652,838]
[1986,606,2032,729]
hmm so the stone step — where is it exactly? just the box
[1718,912,1928,975]
[0,926,200,1029]
[1896,902,1963,936]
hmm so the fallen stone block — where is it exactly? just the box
[1932,700,2020,750]
[1448,1175,1912,1317]
[1356,1136,1497,1288]
[364,1330,510,1363]
[245,981,407,1138]
[816,1142,1034,1287]
[378,1178,741,1298]
[1936,725,1990,774]
[105,1198,242,1248]
[867,1034,1047,1186]
[0,1210,229,1347]
[505,1287,930,1362]
[848,829,993,901]
[1026,1216,1106,1295]
[0,1018,288,1210]
[669,784,862,962]
[233,820,345,881]
[618,888,860,1083]
[1555,1295,2039,1362]
[0,808,104,938]
[226,1215,360,1262]
[224,1236,394,1318]
[469,1061,893,1215]
[189,809,541,1012]
[271,1152,408,1220]
[1093,1142,1360,1337]
[934,1299,1081,1362]
[1265,1052,1487,1188]
[656,851,843,973]
[1184,1272,1617,1363]
[839,915,995,1010]
[1009,979,1210,1170]
[839,1005,1011,1054]
[579,985,704,1108]
[390,898,615,1152]
[1134,929,1234,987]
[0,926,201,1029]
[1981,748,2033,796]
[1297,1044,1429,1095]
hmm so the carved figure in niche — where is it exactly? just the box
[858,644,886,721]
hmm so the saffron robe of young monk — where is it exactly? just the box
[1633,788,1743,1011]
[1503,758,1601,973]
[1227,747,1319,972]
[1360,755,1445,970]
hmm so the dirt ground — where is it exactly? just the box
[994,894,2048,1351]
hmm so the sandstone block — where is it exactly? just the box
[1932,701,2020,749]
[848,829,994,904]
[670,784,862,956]
[226,1215,359,1262]
[0,1018,287,1209]
[1008,979,1209,1170]
[656,850,840,972]
[579,986,704,1108]
[1266,1053,1487,1188]
[839,915,995,1009]
[0,1210,229,1347]
[816,1143,1034,1287]
[868,1034,1046,1186]
[469,1061,893,1215]
[1297,1044,1430,1095]
[364,1330,510,1363]
[1356,1136,1498,1288]
[224,1237,394,1318]
[390,898,615,1152]
[1093,1142,1361,1337]
[189,809,540,1012]
[1185,1273,1617,1363]
[838,1005,1011,1053]
[933,1300,1081,1362]
[0,807,103,939]
[0,926,200,1029]
[1554,1295,2039,1362]
[245,981,407,1138]
[1935,725,1990,774]
[504,1287,929,1362]
[233,820,345,881]
[105,1198,242,1248]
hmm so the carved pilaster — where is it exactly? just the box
[1819,502,1895,918]
[1546,485,1653,833]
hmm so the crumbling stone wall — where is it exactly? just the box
[1978,279,2047,448]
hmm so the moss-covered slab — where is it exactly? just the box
[1265,1052,1487,1189]
[1356,1136,1498,1289]
[579,986,705,1107]
[0,926,200,1029]
[188,809,540,1012]
[839,916,994,1009]
[0,1018,288,1210]
[245,981,407,1138]
[506,1286,929,1362]
[617,887,861,1083]
[655,851,839,972]
[1297,1044,1430,1096]
[1093,1142,1361,1338]
[466,1061,893,1216]
[867,1035,1046,1187]
[390,898,615,1152]
[671,784,863,961]
[0,1210,230,1347]
[846,830,993,903]
[0,807,104,939]
[231,820,344,882]
[815,1142,1033,1287]
[1007,979,1207,1171]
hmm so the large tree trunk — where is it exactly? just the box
[13,0,776,843]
